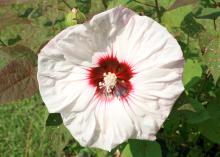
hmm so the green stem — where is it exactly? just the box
[101,0,108,9]
[155,0,161,22]
[213,19,217,31]
[187,33,190,54]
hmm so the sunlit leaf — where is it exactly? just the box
[64,11,77,26]
[183,59,202,88]
[162,5,193,30]
[122,144,132,157]
[158,0,175,9]
[199,34,220,83]
[169,0,197,10]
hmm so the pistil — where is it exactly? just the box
[99,72,117,94]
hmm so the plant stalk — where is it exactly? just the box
[155,0,161,22]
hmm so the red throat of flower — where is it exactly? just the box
[87,54,134,101]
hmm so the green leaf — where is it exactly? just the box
[0,45,37,65]
[0,12,31,32]
[89,0,105,15]
[163,111,182,134]
[169,0,197,10]
[199,118,220,144]
[107,0,131,9]
[122,140,162,157]
[180,13,204,38]
[76,0,91,14]
[158,0,176,9]
[46,113,63,126]
[193,7,220,19]
[122,144,132,157]
[65,11,77,26]
[0,60,38,104]
[183,59,202,88]
[162,5,193,30]
[0,45,38,104]
[178,98,210,124]
[187,146,204,157]
[94,148,109,157]
[0,0,30,5]
[201,36,220,83]
[207,89,220,119]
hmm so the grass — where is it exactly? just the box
[0,93,72,157]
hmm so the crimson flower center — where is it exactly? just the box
[88,55,134,100]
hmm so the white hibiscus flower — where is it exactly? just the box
[37,6,184,151]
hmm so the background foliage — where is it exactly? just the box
[0,0,220,156]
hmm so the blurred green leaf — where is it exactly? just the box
[193,7,220,19]
[169,0,197,10]
[178,98,210,124]
[0,12,31,32]
[162,5,193,30]
[207,89,220,119]
[46,113,63,126]
[0,60,38,104]
[0,0,30,5]
[199,118,220,144]
[65,11,78,26]
[95,148,109,157]
[158,0,176,9]
[89,0,105,15]
[187,146,204,157]
[0,45,38,104]
[180,13,204,37]
[0,45,37,65]
[183,59,202,88]
[107,0,131,9]
[123,140,162,157]
[201,35,220,83]
[76,0,91,14]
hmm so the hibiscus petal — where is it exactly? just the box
[38,60,91,112]
[91,98,135,151]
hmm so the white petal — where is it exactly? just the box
[131,69,184,99]
[64,100,98,146]
[89,6,135,52]
[92,98,134,151]
[38,60,92,113]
